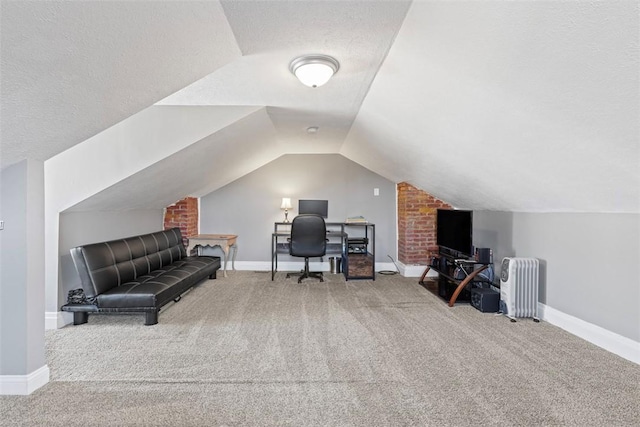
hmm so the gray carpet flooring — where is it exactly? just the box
[2,271,639,426]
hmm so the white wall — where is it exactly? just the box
[200,154,397,265]
[0,160,49,394]
[474,211,640,343]
[512,212,639,342]
[472,210,514,268]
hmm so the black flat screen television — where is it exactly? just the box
[298,199,328,218]
[436,209,473,257]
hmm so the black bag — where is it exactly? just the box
[67,288,88,305]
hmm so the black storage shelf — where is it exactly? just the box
[418,249,493,306]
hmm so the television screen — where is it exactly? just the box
[298,199,328,218]
[436,209,473,256]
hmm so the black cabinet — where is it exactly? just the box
[419,250,493,306]
[343,223,375,280]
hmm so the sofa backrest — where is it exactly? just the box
[70,228,187,298]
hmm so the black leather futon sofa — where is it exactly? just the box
[62,228,220,325]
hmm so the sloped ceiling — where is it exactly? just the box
[0,0,240,169]
[1,1,638,214]
[343,1,639,212]
[66,108,283,211]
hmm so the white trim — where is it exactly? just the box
[397,262,434,278]
[229,261,322,272]
[540,303,640,365]
[228,261,399,276]
[227,261,270,271]
[0,365,50,395]
[375,262,398,273]
[45,311,73,330]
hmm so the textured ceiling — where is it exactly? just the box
[0,0,239,168]
[1,0,638,213]
[342,1,640,212]
[158,0,412,154]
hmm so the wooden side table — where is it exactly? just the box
[186,234,238,277]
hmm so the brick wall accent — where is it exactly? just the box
[397,182,452,265]
[164,197,198,248]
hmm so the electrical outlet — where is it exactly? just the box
[374,188,379,196]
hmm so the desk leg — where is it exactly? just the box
[230,243,237,270]
[271,235,276,281]
[192,243,232,277]
[203,244,229,277]
[220,245,229,277]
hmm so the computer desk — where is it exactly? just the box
[271,222,375,280]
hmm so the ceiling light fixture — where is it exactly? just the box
[289,54,340,88]
[306,126,319,134]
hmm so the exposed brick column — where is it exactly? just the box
[164,197,198,248]
[397,182,452,265]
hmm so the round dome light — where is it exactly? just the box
[290,55,340,88]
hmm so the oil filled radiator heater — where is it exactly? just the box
[499,257,540,322]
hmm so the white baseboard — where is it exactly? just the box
[225,261,270,271]
[230,261,327,272]
[230,261,400,276]
[235,260,432,278]
[0,365,50,395]
[539,303,640,365]
[397,262,433,278]
[375,262,398,273]
[45,311,73,330]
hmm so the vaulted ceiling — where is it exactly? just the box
[1,1,638,213]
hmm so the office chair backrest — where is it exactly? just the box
[289,214,327,258]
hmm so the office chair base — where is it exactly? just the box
[300,271,323,283]
[286,270,302,279]
[286,255,324,282]
[286,271,324,283]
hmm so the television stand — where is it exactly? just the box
[419,256,490,307]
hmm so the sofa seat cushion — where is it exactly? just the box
[97,282,170,308]
[96,256,220,309]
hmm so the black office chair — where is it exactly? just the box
[286,214,327,283]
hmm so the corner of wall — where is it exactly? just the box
[45,311,73,330]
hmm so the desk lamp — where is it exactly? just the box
[281,198,293,223]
